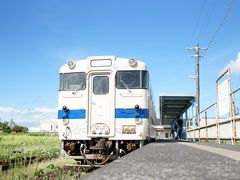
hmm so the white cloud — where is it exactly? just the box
[0,106,57,127]
[221,52,240,74]
[0,106,22,114]
[34,106,57,113]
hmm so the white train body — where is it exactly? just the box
[58,56,156,163]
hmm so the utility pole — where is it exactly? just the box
[187,43,207,126]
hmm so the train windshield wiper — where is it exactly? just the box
[120,79,131,93]
[72,81,85,95]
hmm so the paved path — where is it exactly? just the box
[83,141,240,180]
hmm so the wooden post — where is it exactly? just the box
[205,111,208,142]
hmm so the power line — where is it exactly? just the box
[195,0,217,43]
[197,0,217,42]
[190,1,206,45]
[205,0,236,52]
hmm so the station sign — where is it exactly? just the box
[217,79,230,116]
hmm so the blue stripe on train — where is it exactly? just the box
[58,108,149,119]
[58,109,86,119]
[115,108,149,118]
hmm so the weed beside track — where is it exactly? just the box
[0,133,87,179]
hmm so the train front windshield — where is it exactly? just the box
[59,72,86,91]
[116,70,148,89]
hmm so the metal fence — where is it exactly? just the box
[187,86,240,145]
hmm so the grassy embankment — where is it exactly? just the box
[0,133,85,179]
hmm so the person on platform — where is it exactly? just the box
[173,122,178,139]
[176,115,183,140]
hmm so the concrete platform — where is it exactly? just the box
[83,140,240,180]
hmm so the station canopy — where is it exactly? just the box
[159,94,195,126]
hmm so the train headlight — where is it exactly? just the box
[129,58,137,67]
[68,60,76,69]
[62,117,69,125]
[135,104,140,111]
[62,105,69,111]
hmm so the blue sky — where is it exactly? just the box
[0,0,239,126]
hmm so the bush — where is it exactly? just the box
[0,121,28,133]
[12,125,28,133]
[0,121,12,133]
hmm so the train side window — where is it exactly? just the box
[142,71,149,89]
[93,76,109,95]
[59,74,63,90]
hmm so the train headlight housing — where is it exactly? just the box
[62,117,69,125]
[135,117,142,124]
[129,58,137,67]
[62,105,69,125]
[68,60,76,69]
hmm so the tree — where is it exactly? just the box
[0,121,11,133]
[12,125,28,133]
[0,121,28,133]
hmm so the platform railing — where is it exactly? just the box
[187,86,240,145]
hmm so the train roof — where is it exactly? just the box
[59,56,147,73]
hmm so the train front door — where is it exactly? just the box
[88,72,115,137]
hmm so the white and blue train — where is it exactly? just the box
[58,56,157,165]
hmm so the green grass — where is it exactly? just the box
[0,133,60,163]
[0,158,86,180]
[0,133,59,149]
[0,133,67,179]
[0,133,88,179]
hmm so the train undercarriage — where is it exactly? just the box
[61,139,145,166]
